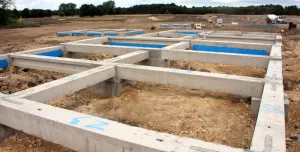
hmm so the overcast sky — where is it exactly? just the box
[14,0,300,10]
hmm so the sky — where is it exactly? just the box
[14,0,300,10]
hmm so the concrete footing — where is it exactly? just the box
[0,124,15,141]
[88,78,125,96]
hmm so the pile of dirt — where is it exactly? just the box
[84,53,114,61]
[20,18,62,25]
[148,16,159,21]
[162,16,208,23]
[0,69,67,94]
[35,35,89,45]
[0,44,24,54]
[124,17,155,23]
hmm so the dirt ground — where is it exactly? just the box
[0,14,300,152]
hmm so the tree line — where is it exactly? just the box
[61,2,300,17]
[13,2,300,18]
[1,0,300,25]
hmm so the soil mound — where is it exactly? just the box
[163,16,208,22]
[125,16,159,23]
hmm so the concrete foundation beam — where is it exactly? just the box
[10,54,100,74]
[192,40,272,52]
[251,45,285,151]
[250,94,289,120]
[163,42,190,50]
[102,51,149,64]
[250,83,285,152]
[0,97,244,152]
[204,35,276,44]
[71,37,109,44]
[109,36,188,44]
[13,66,115,103]
[117,64,265,97]
[15,45,64,55]
[161,49,270,68]
[134,33,157,37]
[64,43,139,55]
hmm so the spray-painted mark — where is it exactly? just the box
[67,75,78,81]
[170,69,193,74]
[261,104,284,115]
[69,117,109,131]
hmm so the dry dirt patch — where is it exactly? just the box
[50,83,255,149]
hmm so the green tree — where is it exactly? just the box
[58,12,65,17]
[88,4,97,17]
[12,8,20,18]
[79,4,89,17]
[0,8,9,25]
[59,3,77,16]
[31,9,46,18]
[102,0,115,14]
[284,5,299,15]
[45,9,52,17]
[21,8,31,18]
[79,4,98,17]
[96,5,104,16]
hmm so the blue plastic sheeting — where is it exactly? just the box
[37,49,64,57]
[172,24,182,27]
[109,42,167,48]
[193,45,267,56]
[87,32,101,36]
[160,24,171,28]
[72,32,85,36]
[57,33,70,37]
[0,59,8,68]
[176,31,200,35]
[105,33,120,36]
[125,31,145,36]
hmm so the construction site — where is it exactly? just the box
[0,14,300,152]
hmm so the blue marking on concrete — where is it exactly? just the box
[0,59,8,68]
[160,24,171,28]
[183,24,191,27]
[57,33,70,37]
[72,32,85,36]
[37,49,63,57]
[87,32,101,37]
[69,117,109,131]
[105,33,120,36]
[193,45,267,56]
[176,31,200,35]
[109,42,167,48]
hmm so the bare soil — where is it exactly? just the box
[0,14,299,152]
[20,18,63,25]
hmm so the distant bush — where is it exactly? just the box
[58,12,65,17]
[0,8,9,25]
